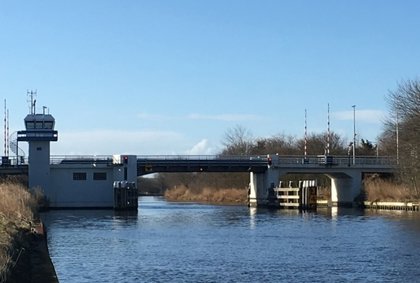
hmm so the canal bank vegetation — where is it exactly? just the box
[0,180,39,282]
[363,177,415,202]
[160,172,249,204]
[164,185,247,204]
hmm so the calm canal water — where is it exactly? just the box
[41,197,420,283]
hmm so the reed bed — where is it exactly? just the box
[363,178,415,202]
[164,185,247,204]
[0,182,38,282]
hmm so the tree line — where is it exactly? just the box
[221,125,378,157]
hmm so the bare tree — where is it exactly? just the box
[222,125,253,155]
[358,139,377,156]
[385,79,420,195]
[295,132,347,156]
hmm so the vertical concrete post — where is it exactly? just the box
[329,171,362,207]
[249,172,264,207]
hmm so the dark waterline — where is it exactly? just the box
[42,197,420,283]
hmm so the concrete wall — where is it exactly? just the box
[47,155,138,208]
[49,165,115,208]
[28,141,51,193]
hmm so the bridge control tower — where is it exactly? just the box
[17,93,58,193]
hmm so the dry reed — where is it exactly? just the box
[0,182,38,282]
[363,178,414,202]
[164,185,247,204]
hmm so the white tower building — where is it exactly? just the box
[17,97,58,194]
[16,94,137,209]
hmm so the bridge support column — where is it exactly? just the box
[249,168,280,207]
[249,172,263,207]
[329,172,362,207]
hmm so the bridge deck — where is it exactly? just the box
[46,154,396,176]
[136,155,269,175]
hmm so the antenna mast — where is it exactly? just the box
[27,90,37,114]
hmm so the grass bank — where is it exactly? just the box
[164,179,419,207]
[164,185,247,205]
[0,181,39,282]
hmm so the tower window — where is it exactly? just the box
[37,147,42,151]
[44,121,54,129]
[26,122,35,129]
[73,172,87,181]
[93,172,107,180]
[35,122,43,129]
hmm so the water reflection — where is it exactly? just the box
[249,207,257,229]
[43,197,420,283]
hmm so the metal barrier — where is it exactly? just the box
[276,155,397,167]
[48,154,397,167]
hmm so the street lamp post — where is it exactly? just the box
[396,112,399,164]
[352,105,356,165]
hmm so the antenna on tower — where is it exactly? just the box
[27,90,37,114]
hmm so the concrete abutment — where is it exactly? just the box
[249,161,364,208]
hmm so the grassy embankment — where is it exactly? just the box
[164,179,418,204]
[0,181,39,282]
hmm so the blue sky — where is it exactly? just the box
[1,1,419,155]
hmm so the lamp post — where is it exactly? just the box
[396,112,399,164]
[352,105,356,165]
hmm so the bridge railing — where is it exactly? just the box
[50,155,114,165]
[48,154,396,167]
[136,155,268,161]
[49,155,269,165]
[275,155,397,167]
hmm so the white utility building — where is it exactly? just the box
[17,102,138,209]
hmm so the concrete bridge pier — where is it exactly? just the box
[328,171,362,207]
[249,168,280,207]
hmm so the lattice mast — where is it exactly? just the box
[27,90,37,114]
